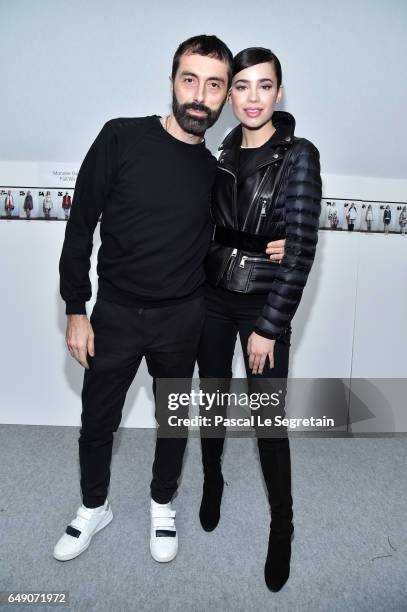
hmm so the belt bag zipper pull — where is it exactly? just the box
[226,248,238,281]
[239,255,276,269]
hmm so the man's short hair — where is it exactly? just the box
[172,34,233,88]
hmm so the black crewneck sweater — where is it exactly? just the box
[59,115,217,314]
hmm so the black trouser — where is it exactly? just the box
[79,296,205,508]
[197,283,293,533]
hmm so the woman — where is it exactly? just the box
[197,47,322,592]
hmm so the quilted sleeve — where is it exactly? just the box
[254,139,322,339]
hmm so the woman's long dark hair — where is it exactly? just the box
[232,47,282,89]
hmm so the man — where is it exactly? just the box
[54,34,285,564]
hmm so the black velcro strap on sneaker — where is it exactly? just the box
[155,530,176,538]
[65,525,81,538]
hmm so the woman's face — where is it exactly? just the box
[229,61,283,128]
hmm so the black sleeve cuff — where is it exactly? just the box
[65,301,87,315]
[254,326,280,340]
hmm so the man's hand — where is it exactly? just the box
[66,314,95,369]
[265,238,285,262]
[247,332,275,375]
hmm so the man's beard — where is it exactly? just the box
[172,91,224,136]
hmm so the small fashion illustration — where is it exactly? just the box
[42,190,54,219]
[4,190,15,218]
[328,201,339,229]
[365,204,374,232]
[345,203,357,231]
[383,204,391,234]
[399,206,407,235]
[61,192,72,219]
[23,190,34,219]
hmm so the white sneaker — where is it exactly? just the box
[53,499,113,561]
[150,499,178,562]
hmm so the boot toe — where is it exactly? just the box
[199,474,224,532]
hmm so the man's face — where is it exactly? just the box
[171,52,229,136]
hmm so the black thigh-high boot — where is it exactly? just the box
[198,377,229,532]
[199,434,225,531]
[258,436,294,592]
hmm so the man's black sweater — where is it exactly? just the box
[59,115,217,314]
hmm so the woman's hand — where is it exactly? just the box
[265,238,285,262]
[247,332,276,374]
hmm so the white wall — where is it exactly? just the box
[1,171,406,429]
[1,0,406,177]
[0,0,406,431]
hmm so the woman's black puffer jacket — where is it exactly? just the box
[205,111,322,339]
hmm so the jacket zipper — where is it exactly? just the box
[245,149,295,234]
[215,164,239,284]
[242,166,272,232]
[254,198,268,233]
[239,255,278,269]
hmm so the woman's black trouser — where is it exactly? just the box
[79,296,205,508]
[197,283,293,535]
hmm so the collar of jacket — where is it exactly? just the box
[218,111,296,177]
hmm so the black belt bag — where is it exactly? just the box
[206,226,285,293]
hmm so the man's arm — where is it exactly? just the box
[59,120,118,369]
[59,120,117,315]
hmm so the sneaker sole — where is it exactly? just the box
[150,546,178,563]
[150,535,178,563]
[53,507,113,562]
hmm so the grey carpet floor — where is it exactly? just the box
[0,425,406,612]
